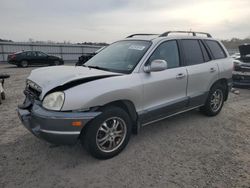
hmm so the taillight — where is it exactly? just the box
[11,54,16,60]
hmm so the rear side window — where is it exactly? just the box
[182,40,204,65]
[205,40,226,59]
[37,52,47,57]
[26,51,36,56]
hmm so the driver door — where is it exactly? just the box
[140,40,188,124]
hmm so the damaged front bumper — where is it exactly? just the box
[17,101,101,145]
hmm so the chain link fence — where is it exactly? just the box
[0,42,102,62]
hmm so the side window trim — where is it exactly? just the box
[198,40,211,62]
[202,40,215,60]
[176,39,186,67]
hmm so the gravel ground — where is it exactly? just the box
[0,63,249,188]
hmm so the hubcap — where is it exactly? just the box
[210,89,223,112]
[96,117,127,153]
[21,61,28,67]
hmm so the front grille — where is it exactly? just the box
[233,74,250,83]
[24,86,41,100]
[24,81,42,103]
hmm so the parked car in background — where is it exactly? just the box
[75,46,106,66]
[7,51,64,67]
[232,44,250,88]
[18,31,233,159]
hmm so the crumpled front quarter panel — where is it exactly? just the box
[27,66,121,99]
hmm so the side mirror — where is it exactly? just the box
[144,59,168,73]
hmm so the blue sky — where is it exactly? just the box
[0,0,249,43]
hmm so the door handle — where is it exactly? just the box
[176,73,185,79]
[210,67,216,72]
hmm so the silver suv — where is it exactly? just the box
[18,31,233,159]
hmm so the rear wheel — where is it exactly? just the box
[200,84,225,116]
[20,60,28,68]
[82,106,132,159]
[54,61,60,66]
[1,92,5,100]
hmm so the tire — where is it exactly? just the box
[1,92,5,100]
[54,61,60,66]
[20,60,28,68]
[200,84,225,116]
[82,106,132,159]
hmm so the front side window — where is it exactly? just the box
[85,40,151,74]
[148,40,180,69]
[182,39,204,66]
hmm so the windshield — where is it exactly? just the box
[85,40,151,73]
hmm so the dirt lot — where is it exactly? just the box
[0,63,249,188]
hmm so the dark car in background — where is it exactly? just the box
[75,46,106,66]
[232,44,250,88]
[7,51,64,67]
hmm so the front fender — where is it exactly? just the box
[62,74,143,112]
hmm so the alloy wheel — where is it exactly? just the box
[96,117,127,153]
[210,89,223,112]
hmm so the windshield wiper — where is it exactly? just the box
[85,65,111,72]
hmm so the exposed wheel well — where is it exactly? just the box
[101,100,138,125]
[96,100,138,133]
[210,78,229,101]
[79,100,139,141]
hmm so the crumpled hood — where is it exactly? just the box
[27,66,121,98]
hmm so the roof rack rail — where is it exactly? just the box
[159,31,212,38]
[126,33,159,38]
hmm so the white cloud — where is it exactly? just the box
[0,0,249,42]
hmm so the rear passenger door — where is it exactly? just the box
[25,51,39,65]
[181,39,219,107]
[36,51,49,64]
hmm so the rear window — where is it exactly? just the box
[205,40,226,59]
[182,39,204,65]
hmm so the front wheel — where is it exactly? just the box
[200,84,225,116]
[82,106,132,159]
[20,60,28,68]
[1,92,5,100]
[54,61,60,66]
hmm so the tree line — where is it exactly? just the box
[221,38,250,49]
[1,37,250,49]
